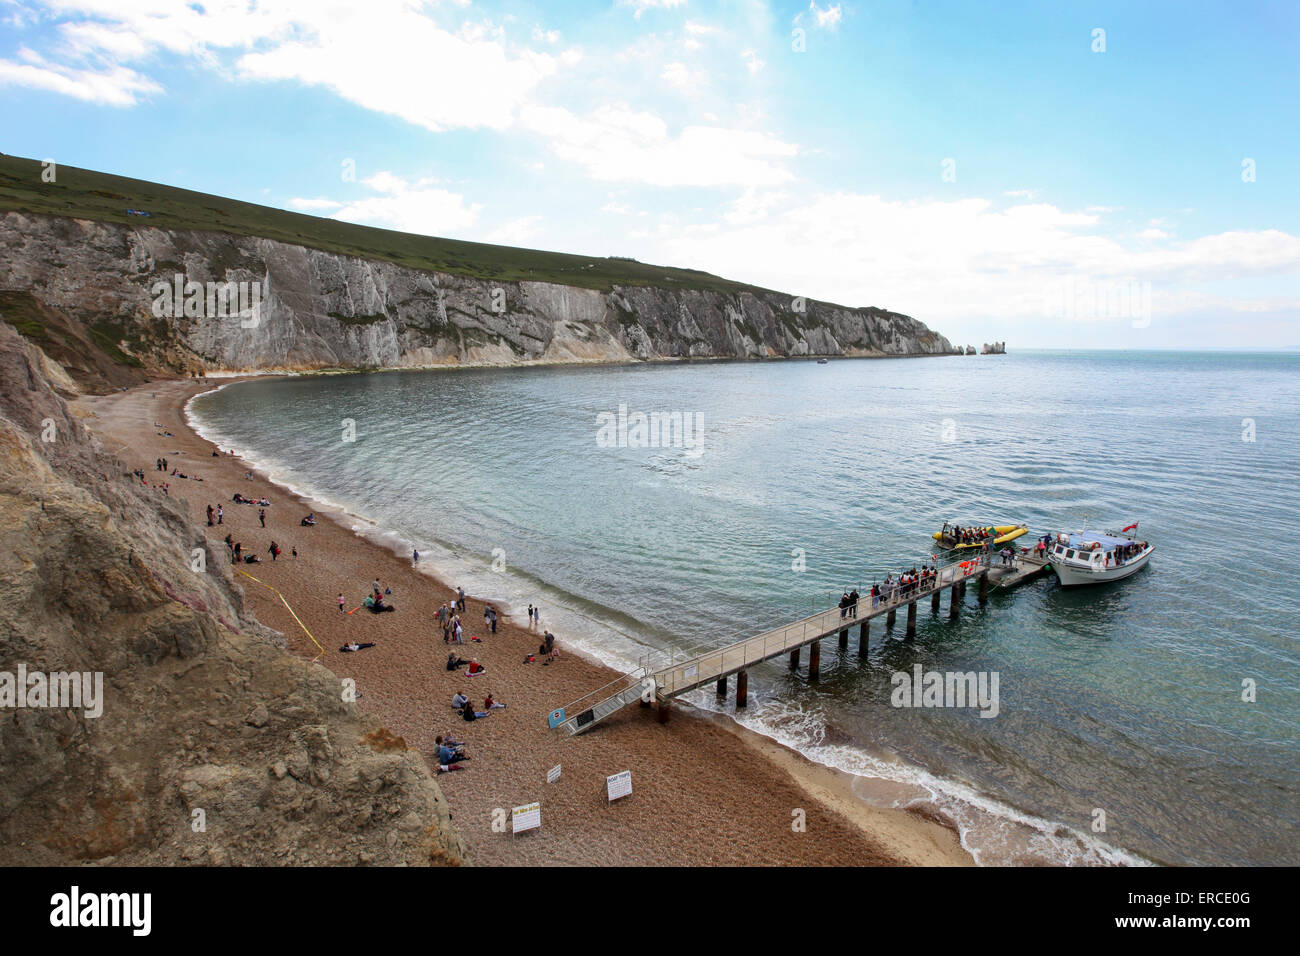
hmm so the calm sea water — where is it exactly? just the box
[190,351,1300,865]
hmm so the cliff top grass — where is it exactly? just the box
[0,153,778,296]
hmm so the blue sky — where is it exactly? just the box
[2,0,1298,348]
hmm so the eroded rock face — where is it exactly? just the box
[0,323,467,865]
[0,212,954,376]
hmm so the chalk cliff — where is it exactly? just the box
[0,212,954,379]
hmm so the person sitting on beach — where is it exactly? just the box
[300,513,316,526]
[368,594,395,613]
[437,740,468,765]
[466,660,486,676]
[243,553,261,563]
[452,692,469,710]
[484,694,505,710]
[461,704,487,721]
[340,641,376,653]
[447,653,467,671]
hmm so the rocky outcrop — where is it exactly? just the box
[0,212,954,379]
[0,322,468,865]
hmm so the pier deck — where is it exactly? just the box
[987,552,1050,589]
[552,552,995,735]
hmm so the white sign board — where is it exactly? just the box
[512,801,541,834]
[684,664,698,680]
[606,770,632,802]
[547,764,561,784]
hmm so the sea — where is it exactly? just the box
[187,349,1300,866]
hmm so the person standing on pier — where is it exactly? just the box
[849,588,859,617]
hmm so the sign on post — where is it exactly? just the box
[512,801,541,834]
[547,764,561,784]
[606,770,632,802]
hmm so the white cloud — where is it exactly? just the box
[639,192,1300,334]
[622,0,688,19]
[1137,228,1169,239]
[0,47,160,106]
[294,170,481,235]
[796,2,843,30]
[485,215,543,245]
[660,61,707,92]
[521,104,798,187]
[287,197,344,211]
[741,49,765,74]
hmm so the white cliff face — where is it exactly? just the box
[0,212,955,374]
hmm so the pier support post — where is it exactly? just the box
[809,640,821,680]
[838,627,849,649]
[906,601,917,641]
[789,647,800,670]
[716,675,728,698]
[949,585,961,618]
[931,588,941,612]
[735,670,748,708]
[886,607,897,628]
[658,699,670,724]
[978,571,989,603]
[858,621,870,657]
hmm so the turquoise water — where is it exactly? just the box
[190,351,1300,865]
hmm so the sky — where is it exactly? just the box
[1,0,1298,349]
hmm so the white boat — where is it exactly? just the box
[1047,528,1153,587]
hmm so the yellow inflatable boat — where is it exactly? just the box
[933,524,1029,550]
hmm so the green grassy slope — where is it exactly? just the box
[0,153,781,296]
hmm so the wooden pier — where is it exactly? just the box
[987,552,1050,589]
[552,552,999,735]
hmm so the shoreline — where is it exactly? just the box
[76,374,973,866]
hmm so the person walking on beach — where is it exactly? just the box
[527,604,534,625]
[489,606,498,634]
[457,586,466,612]
[533,605,540,625]
[269,541,280,561]
[206,504,214,527]
[413,549,420,565]
[338,593,346,613]
[258,508,266,527]
[216,504,223,525]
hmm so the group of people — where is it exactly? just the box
[868,566,939,605]
[364,578,395,613]
[947,524,994,545]
[838,590,860,618]
[445,653,485,675]
[437,602,465,643]
[450,690,503,721]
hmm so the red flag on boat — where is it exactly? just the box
[1121,522,1138,533]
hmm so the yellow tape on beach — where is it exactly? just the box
[236,568,326,661]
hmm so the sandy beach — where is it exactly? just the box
[75,376,972,867]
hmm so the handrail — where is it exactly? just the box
[650,552,991,695]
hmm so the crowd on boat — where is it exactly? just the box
[947,524,995,544]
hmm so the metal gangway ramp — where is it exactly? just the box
[550,552,993,735]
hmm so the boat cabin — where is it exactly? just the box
[1050,532,1145,570]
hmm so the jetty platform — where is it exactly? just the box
[551,551,1008,736]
